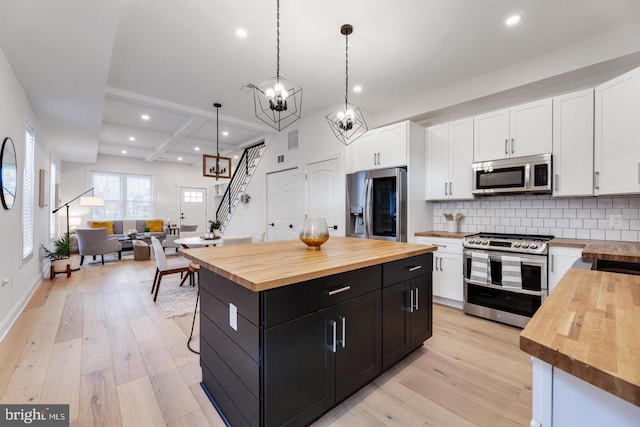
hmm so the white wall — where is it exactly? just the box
[60,154,233,232]
[0,47,58,339]
[224,107,356,238]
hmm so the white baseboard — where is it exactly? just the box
[0,271,44,343]
[434,296,464,310]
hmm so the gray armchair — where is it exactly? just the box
[75,228,122,265]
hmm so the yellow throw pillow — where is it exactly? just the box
[146,219,164,232]
[91,221,114,235]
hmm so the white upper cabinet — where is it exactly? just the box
[349,122,407,172]
[425,118,474,200]
[473,98,552,162]
[594,67,640,195]
[552,89,594,197]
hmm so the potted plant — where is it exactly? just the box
[208,220,222,239]
[143,226,151,238]
[40,233,75,278]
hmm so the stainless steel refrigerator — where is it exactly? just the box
[346,167,407,242]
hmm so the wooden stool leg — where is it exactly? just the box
[66,264,71,278]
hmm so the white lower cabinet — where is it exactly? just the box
[531,358,640,427]
[415,236,463,307]
[548,246,582,294]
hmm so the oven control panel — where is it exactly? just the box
[463,234,550,255]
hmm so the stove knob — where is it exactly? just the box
[529,242,538,249]
[513,241,521,248]
[482,240,489,245]
[521,242,529,248]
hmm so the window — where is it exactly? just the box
[49,162,56,238]
[184,191,203,203]
[22,125,35,260]
[89,171,153,219]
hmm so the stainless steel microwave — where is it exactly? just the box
[472,154,552,195]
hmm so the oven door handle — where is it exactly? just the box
[464,278,547,296]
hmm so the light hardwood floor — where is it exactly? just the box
[0,257,531,426]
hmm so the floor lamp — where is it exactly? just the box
[52,187,105,258]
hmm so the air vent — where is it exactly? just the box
[288,129,299,150]
[277,155,285,163]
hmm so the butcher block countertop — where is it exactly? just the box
[520,268,640,406]
[548,237,606,248]
[414,231,473,239]
[582,242,640,263]
[180,236,436,292]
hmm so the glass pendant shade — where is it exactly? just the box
[253,76,303,131]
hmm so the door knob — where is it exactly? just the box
[288,224,294,229]
[332,225,338,230]
[269,223,275,227]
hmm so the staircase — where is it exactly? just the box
[215,141,266,232]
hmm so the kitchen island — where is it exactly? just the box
[520,267,640,426]
[180,237,436,426]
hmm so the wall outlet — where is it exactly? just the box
[609,214,623,228]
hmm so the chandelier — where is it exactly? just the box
[326,24,367,145]
[253,0,303,131]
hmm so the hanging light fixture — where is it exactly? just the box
[253,0,303,131]
[214,102,221,180]
[326,24,367,145]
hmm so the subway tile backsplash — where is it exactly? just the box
[433,194,640,241]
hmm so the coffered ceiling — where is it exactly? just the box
[1,0,640,165]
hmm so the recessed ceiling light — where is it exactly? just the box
[234,155,239,159]
[129,136,135,141]
[505,14,522,26]
[235,28,247,38]
[353,85,363,93]
[222,131,229,136]
[141,114,150,121]
[194,146,200,151]
[177,157,183,161]
[121,150,127,154]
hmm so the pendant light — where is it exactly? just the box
[214,102,221,180]
[253,0,303,131]
[326,24,367,145]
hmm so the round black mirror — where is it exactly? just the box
[1,137,17,210]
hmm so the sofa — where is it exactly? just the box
[84,219,166,251]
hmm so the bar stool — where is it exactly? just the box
[179,262,200,287]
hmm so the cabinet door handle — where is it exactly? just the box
[329,320,337,353]
[327,285,351,296]
[440,257,443,271]
[554,174,559,191]
[414,288,419,311]
[505,139,508,155]
[594,171,600,190]
[340,316,346,348]
[638,163,640,184]
[409,289,415,313]
[449,182,452,195]
[407,265,422,272]
[444,182,448,195]
[551,254,555,273]
[434,257,438,271]
[511,137,514,154]
[373,152,376,165]
[377,153,381,164]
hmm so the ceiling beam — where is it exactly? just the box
[145,116,208,162]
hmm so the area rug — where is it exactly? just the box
[141,277,199,318]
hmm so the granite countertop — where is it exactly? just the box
[180,236,436,292]
[520,268,640,406]
[414,231,473,239]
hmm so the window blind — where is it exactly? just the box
[22,125,35,259]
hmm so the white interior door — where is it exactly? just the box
[267,168,300,241]
[305,156,342,237]
[179,187,207,232]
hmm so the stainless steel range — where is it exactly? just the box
[462,233,554,328]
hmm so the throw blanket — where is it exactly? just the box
[501,256,522,289]
[470,252,491,284]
